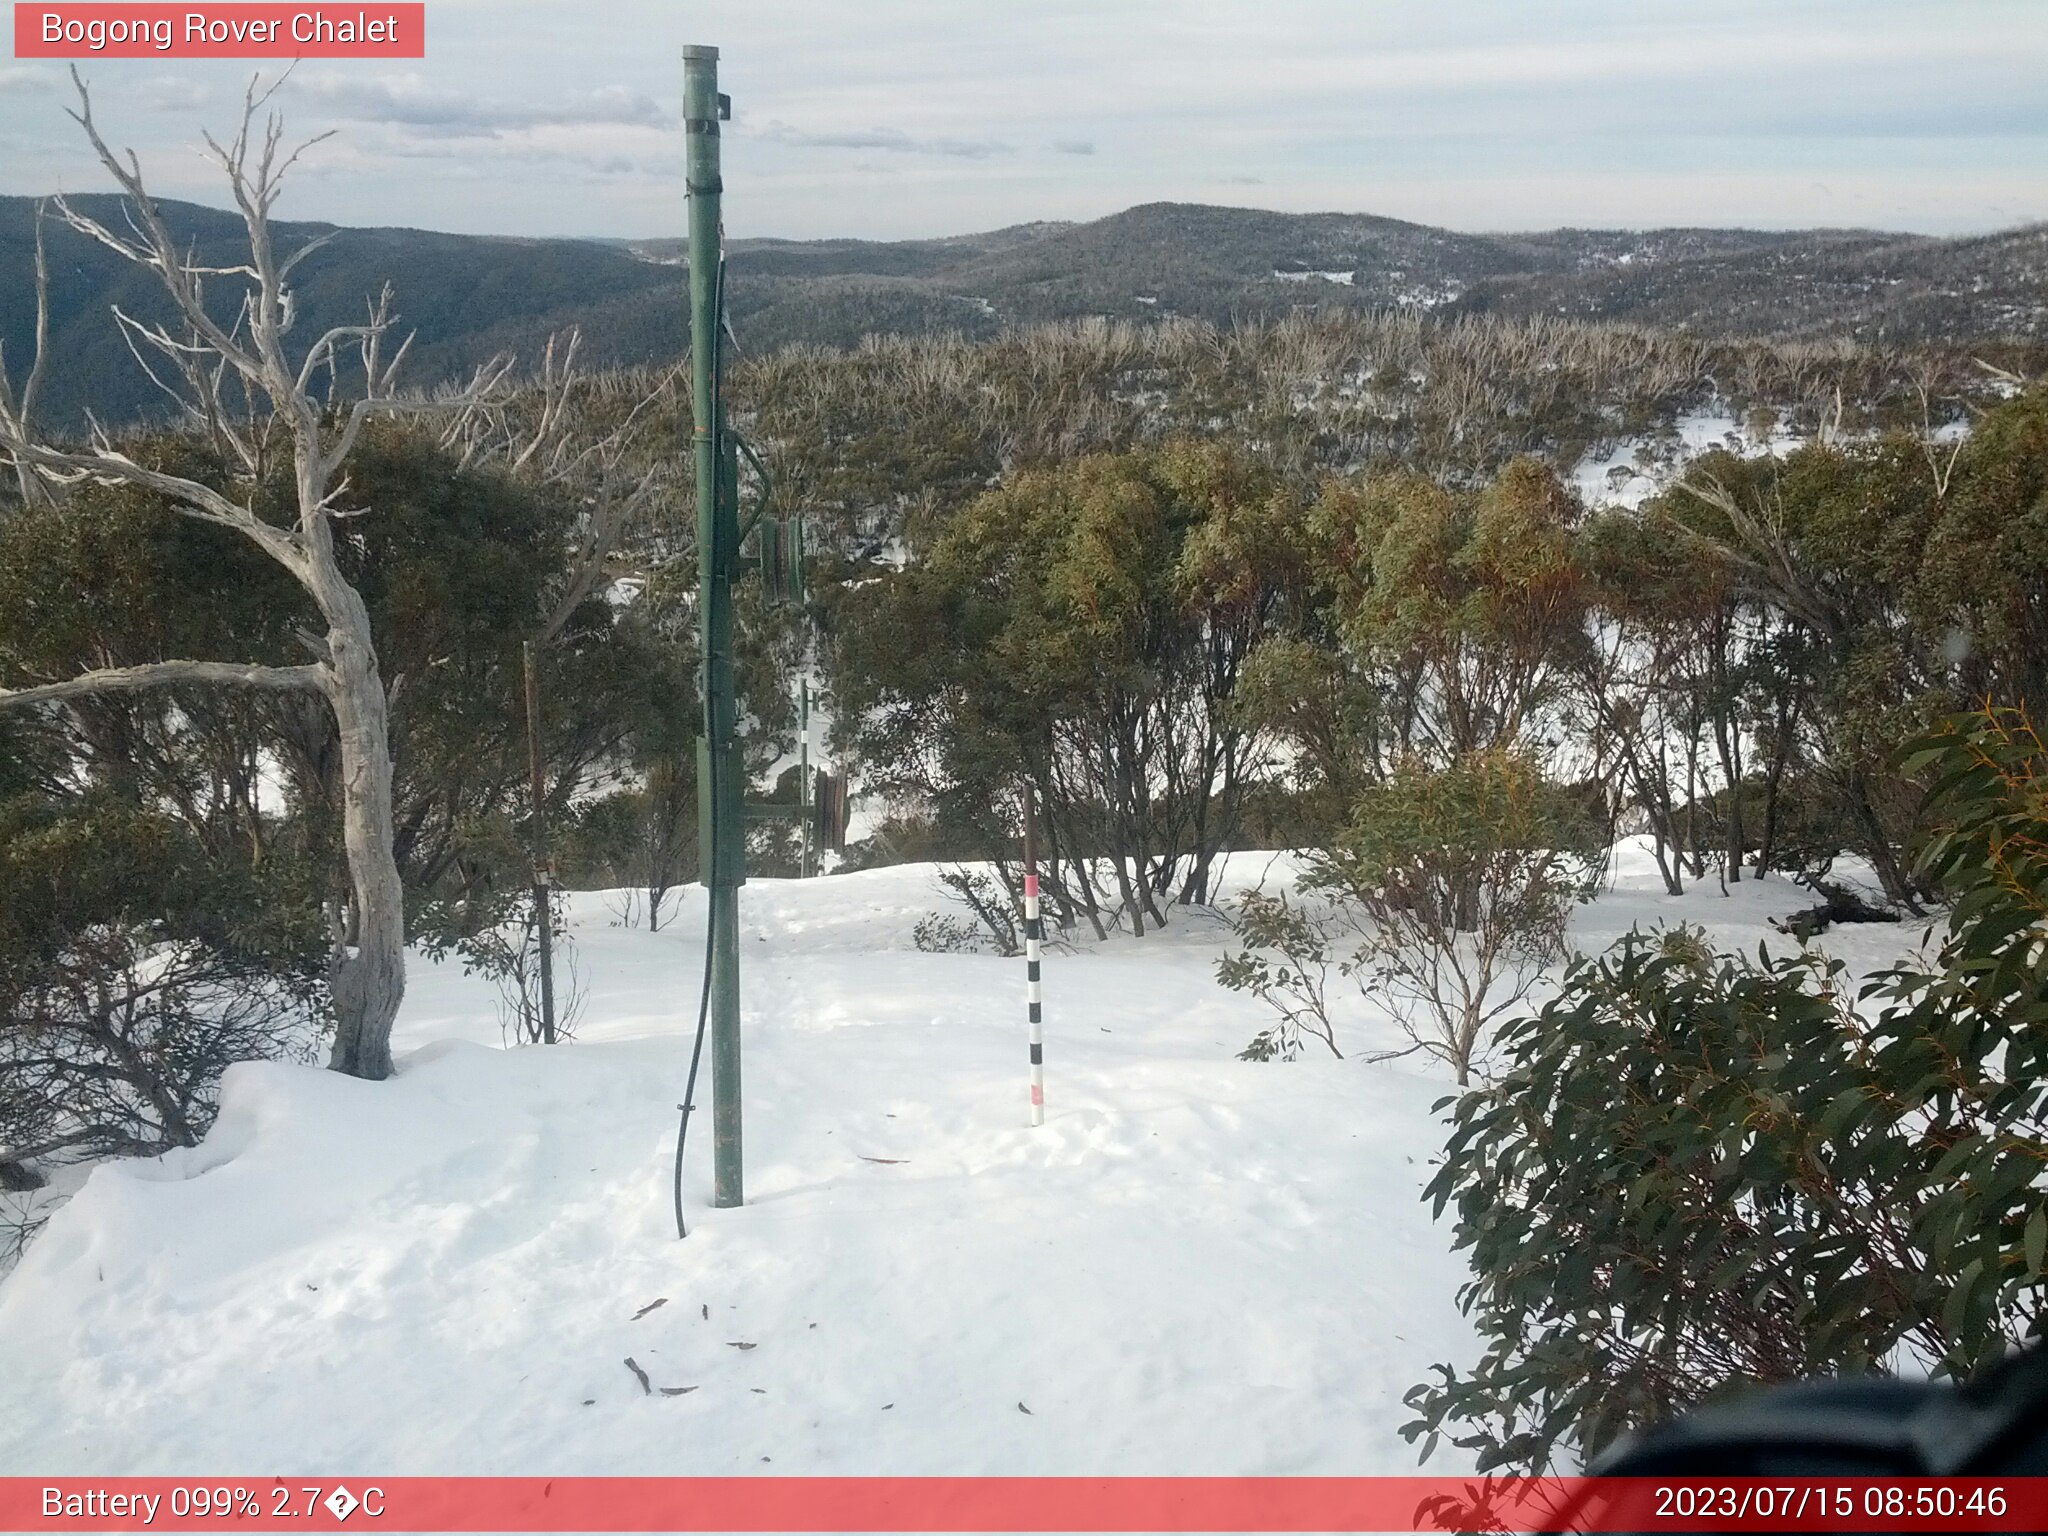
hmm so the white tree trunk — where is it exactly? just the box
[322,596,405,1078]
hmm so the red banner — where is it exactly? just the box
[2,1477,2045,1532]
[13,5,424,58]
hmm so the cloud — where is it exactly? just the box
[0,65,56,96]
[1051,137,1095,156]
[756,120,1014,158]
[137,77,213,111]
[4,0,2037,242]
[379,132,661,180]
[295,73,670,135]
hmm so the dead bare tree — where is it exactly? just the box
[0,70,511,1080]
[0,201,54,512]
[444,329,682,647]
[1910,362,1966,498]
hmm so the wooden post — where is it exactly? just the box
[799,678,813,879]
[522,639,557,1046]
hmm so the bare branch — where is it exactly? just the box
[321,350,515,482]
[294,319,382,397]
[1670,474,1840,641]
[0,202,56,509]
[534,467,654,646]
[279,227,339,278]
[0,436,306,573]
[55,74,272,385]
[20,202,51,435]
[111,305,208,421]
[1913,372,1965,498]
[512,329,582,473]
[1973,356,2029,389]
[0,659,326,710]
[445,342,679,646]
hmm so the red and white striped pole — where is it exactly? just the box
[1023,783,1045,1128]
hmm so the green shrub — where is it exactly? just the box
[1220,750,1599,1079]
[0,795,328,1170]
[1404,707,2048,1472]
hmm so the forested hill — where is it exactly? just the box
[5,194,2044,426]
[0,195,682,428]
[641,204,2048,354]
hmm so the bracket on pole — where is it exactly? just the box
[757,514,806,606]
[814,770,851,854]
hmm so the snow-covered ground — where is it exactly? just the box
[0,845,1930,1476]
[1568,408,1804,511]
[1566,406,1976,513]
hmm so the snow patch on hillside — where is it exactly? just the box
[1570,408,1807,510]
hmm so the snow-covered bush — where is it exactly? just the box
[914,869,1020,956]
[1404,707,2048,1472]
[2,928,325,1164]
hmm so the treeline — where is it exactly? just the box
[3,301,2037,1178]
[833,381,2048,938]
[821,374,2048,1476]
[724,310,2020,547]
[1461,223,2048,346]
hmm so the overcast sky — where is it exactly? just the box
[1,0,2043,241]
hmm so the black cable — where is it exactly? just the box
[673,890,715,1239]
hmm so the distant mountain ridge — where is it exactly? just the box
[5,196,2042,427]
[0,194,680,429]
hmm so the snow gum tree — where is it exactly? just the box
[1316,748,1598,1083]
[1221,457,1597,1076]
[0,75,511,1079]
[1570,502,1743,896]
[1304,456,1591,770]
[1644,389,2048,908]
[832,440,1307,937]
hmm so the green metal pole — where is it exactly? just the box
[685,43,744,1209]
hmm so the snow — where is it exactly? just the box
[1272,269,1355,286]
[0,846,1932,1476]
[1567,408,1979,513]
[1392,282,1464,309]
[1569,408,1806,511]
